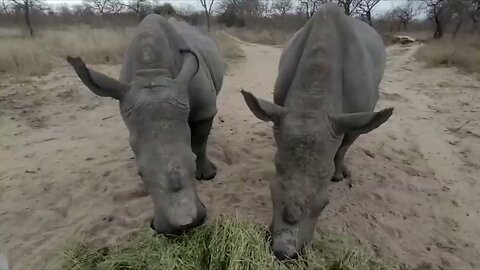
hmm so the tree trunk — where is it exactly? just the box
[206,12,211,32]
[452,18,464,40]
[24,1,34,37]
[366,11,372,26]
[433,15,443,39]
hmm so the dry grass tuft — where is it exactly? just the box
[214,31,246,60]
[415,36,480,73]
[227,28,293,46]
[0,26,132,77]
[40,26,133,65]
[0,38,52,76]
[62,215,392,270]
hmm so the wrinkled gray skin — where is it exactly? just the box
[242,4,393,260]
[67,14,224,235]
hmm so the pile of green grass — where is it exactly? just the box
[62,216,392,270]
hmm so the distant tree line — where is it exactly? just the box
[0,0,479,39]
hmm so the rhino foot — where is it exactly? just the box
[331,166,351,182]
[195,159,217,180]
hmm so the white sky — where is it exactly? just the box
[45,0,409,15]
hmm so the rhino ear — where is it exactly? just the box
[330,108,393,135]
[241,89,286,125]
[174,49,199,86]
[67,56,130,100]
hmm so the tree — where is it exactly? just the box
[357,0,380,26]
[218,0,264,17]
[9,0,43,37]
[447,0,469,39]
[298,0,327,19]
[273,0,293,15]
[392,1,419,31]
[124,0,152,20]
[199,0,215,32]
[152,3,176,16]
[466,0,480,30]
[336,0,362,15]
[420,0,449,39]
[1,0,11,14]
[83,0,123,14]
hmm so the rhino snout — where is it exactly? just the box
[150,200,206,235]
[271,230,300,260]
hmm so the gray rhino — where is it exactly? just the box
[68,14,224,234]
[242,4,393,259]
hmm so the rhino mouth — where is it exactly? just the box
[149,202,207,236]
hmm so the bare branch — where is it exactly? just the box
[199,0,215,31]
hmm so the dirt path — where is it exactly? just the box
[0,40,479,270]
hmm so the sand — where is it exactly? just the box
[1,39,479,270]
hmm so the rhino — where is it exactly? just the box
[0,253,8,270]
[241,4,393,259]
[67,14,224,234]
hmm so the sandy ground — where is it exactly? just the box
[1,39,479,270]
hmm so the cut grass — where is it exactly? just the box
[415,36,480,73]
[62,215,392,270]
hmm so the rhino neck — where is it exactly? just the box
[285,20,343,115]
[132,69,174,89]
[286,88,329,117]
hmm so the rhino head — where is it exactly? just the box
[67,50,206,235]
[241,90,392,260]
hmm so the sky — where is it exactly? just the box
[45,0,410,15]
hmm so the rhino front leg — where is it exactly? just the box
[190,118,217,180]
[332,132,359,182]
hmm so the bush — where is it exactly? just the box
[217,12,246,28]
[415,36,480,73]
[62,215,392,270]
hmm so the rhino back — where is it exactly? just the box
[119,14,224,121]
[341,14,386,113]
[274,3,386,114]
[120,14,183,83]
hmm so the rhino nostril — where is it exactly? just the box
[138,171,143,178]
[150,219,155,230]
[273,247,298,261]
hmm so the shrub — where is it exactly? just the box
[415,36,480,73]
